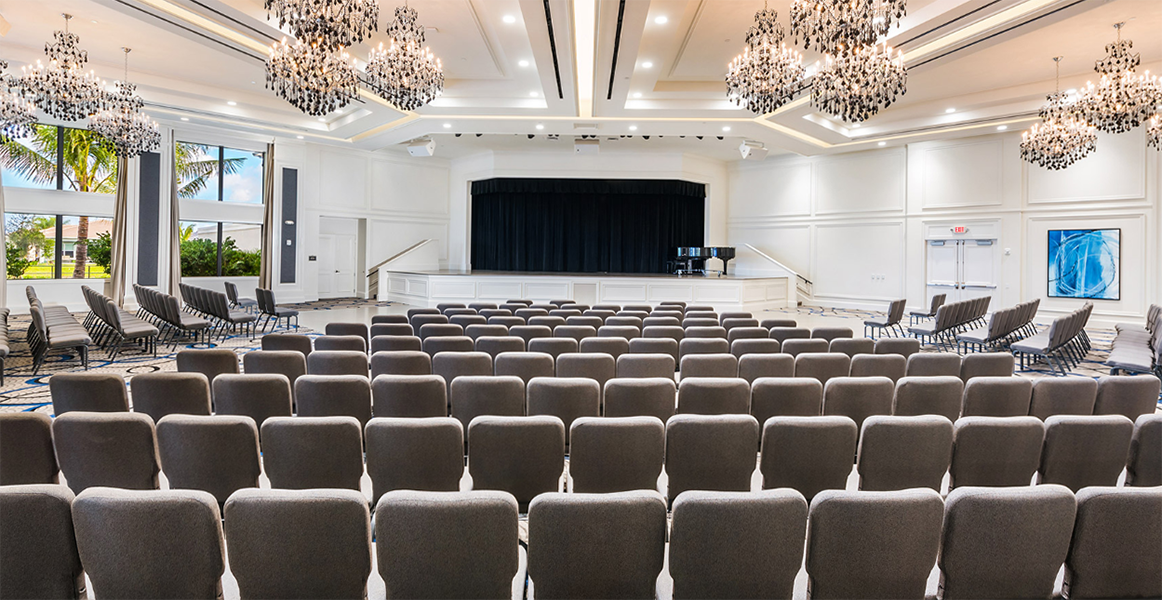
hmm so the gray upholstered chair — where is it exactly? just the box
[751,377,823,423]
[676,377,749,415]
[375,490,521,599]
[370,323,414,337]
[432,351,493,390]
[629,338,679,365]
[1127,414,1162,486]
[1029,377,1098,420]
[828,337,875,358]
[554,325,596,343]
[961,376,1033,417]
[176,349,240,387]
[794,352,851,385]
[555,353,616,395]
[242,350,307,391]
[760,319,797,329]
[905,352,961,377]
[314,334,367,353]
[528,337,578,360]
[325,322,369,345]
[468,415,565,510]
[723,324,763,340]
[681,318,719,329]
[959,352,1015,381]
[371,374,447,418]
[569,416,664,493]
[938,485,1076,599]
[212,374,292,428]
[527,377,599,444]
[579,336,629,359]
[616,353,676,378]
[683,326,727,339]
[784,338,832,358]
[812,327,854,342]
[50,372,129,415]
[949,416,1044,489]
[261,333,312,356]
[370,335,422,353]
[768,327,810,344]
[451,376,525,430]
[418,323,465,341]
[0,484,84,599]
[0,412,59,485]
[527,491,666,599]
[665,414,760,501]
[669,489,807,600]
[599,325,642,340]
[489,316,526,329]
[480,309,513,319]
[679,353,738,379]
[371,350,431,377]
[528,316,566,329]
[494,351,554,383]
[260,416,363,490]
[805,488,943,599]
[761,416,857,501]
[52,412,159,494]
[474,336,525,359]
[566,316,604,328]
[822,376,894,435]
[1094,375,1161,421]
[892,376,963,422]
[856,415,953,491]
[849,353,906,382]
[130,372,213,422]
[1064,486,1162,599]
[406,308,440,319]
[437,302,466,312]
[643,325,684,342]
[412,314,451,330]
[422,336,476,356]
[450,314,488,328]
[467,303,498,312]
[731,337,781,358]
[603,378,676,422]
[1039,415,1134,492]
[365,418,464,504]
[606,316,643,329]
[874,337,921,358]
[71,487,224,600]
[738,353,795,384]
[223,489,372,600]
[678,338,730,363]
[295,375,372,427]
[508,325,552,346]
[156,414,261,505]
[643,316,680,328]
[306,350,368,376]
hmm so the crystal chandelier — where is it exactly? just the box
[790,0,907,54]
[1148,113,1160,151]
[90,49,160,158]
[0,61,37,142]
[725,4,806,115]
[264,0,378,48]
[18,14,106,122]
[1021,57,1097,170]
[811,42,907,122]
[366,4,444,111]
[266,37,360,116]
[1073,23,1161,134]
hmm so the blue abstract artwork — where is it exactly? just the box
[1048,228,1120,300]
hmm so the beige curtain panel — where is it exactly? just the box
[108,155,130,306]
[168,130,182,296]
[259,142,276,289]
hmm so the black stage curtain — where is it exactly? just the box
[471,178,705,274]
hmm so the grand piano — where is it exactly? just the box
[672,246,737,276]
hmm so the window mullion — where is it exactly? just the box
[54,215,63,279]
[55,127,64,191]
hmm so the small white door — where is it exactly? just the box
[925,239,999,302]
[926,240,960,302]
[332,234,357,297]
[318,235,336,296]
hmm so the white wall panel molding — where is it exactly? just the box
[1027,130,1147,204]
[814,148,907,215]
[812,221,906,301]
[917,137,1004,209]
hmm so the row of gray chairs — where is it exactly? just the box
[909,296,992,350]
[1012,302,1094,375]
[133,283,212,348]
[956,298,1041,353]
[80,285,159,360]
[1107,304,1161,377]
[26,287,91,374]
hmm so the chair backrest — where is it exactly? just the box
[223,489,372,600]
[856,415,953,491]
[508,325,552,345]
[598,325,642,340]
[737,353,793,384]
[365,418,464,505]
[467,415,565,509]
[794,352,851,385]
[1094,375,1161,421]
[527,337,579,360]
[905,352,961,377]
[419,323,465,341]
[569,416,664,494]
[156,414,261,506]
[683,325,726,339]
[961,376,1033,417]
[1065,486,1162,599]
[929,293,947,315]
[473,335,525,359]
[849,353,906,382]
[874,337,920,357]
[811,327,854,342]
[260,416,363,491]
[371,373,447,418]
[130,372,214,425]
[212,374,293,428]
[555,353,616,392]
[261,333,313,356]
[176,349,240,385]
[375,490,520,599]
[306,350,368,376]
[669,489,808,600]
[616,353,676,378]
[527,491,667,600]
[527,377,600,445]
[603,377,676,422]
[578,336,630,359]
[761,416,857,502]
[629,338,679,365]
[829,337,875,358]
[0,413,59,485]
[371,349,432,377]
[949,416,1045,489]
[960,352,1015,381]
[493,351,554,384]
[679,353,738,380]
[664,414,760,501]
[50,372,129,415]
[52,411,160,494]
[451,376,526,431]
[371,314,410,324]
[1029,377,1098,420]
[676,377,749,415]
[678,337,730,359]
[939,485,1076,600]
[822,376,894,434]
[0,484,84,599]
[370,335,423,353]
[295,375,372,427]
[892,375,963,422]
[242,350,307,389]
[731,337,781,359]
[1128,414,1162,487]
[1040,415,1134,492]
[750,377,823,424]
[72,487,225,600]
[885,298,907,325]
[805,488,944,600]
[314,335,367,353]
[465,324,509,340]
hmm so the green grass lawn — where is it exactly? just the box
[11,262,110,280]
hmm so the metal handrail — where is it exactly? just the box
[366,239,432,278]
[742,243,812,285]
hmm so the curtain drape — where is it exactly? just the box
[0,168,7,308]
[108,155,130,306]
[470,178,706,274]
[259,142,276,289]
[167,130,182,296]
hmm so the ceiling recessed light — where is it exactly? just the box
[945,108,956,114]
[629,125,638,131]
[317,117,326,122]
[503,14,516,23]
[642,61,653,68]
[1066,88,1077,95]
[633,92,642,98]
[518,60,529,67]
[227,101,237,106]
[443,123,452,128]
[296,135,304,139]
[180,117,189,121]
[529,91,538,97]
[722,126,731,132]
[654,16,668,24]
[536,124,544,130]
[852,123,861,128]
[996,125,1008,131]
[878,141,887,146]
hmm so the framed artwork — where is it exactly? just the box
[1047,228,1120,300]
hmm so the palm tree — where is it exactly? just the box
[175,143,247,198]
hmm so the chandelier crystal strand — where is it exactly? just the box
[1021,57,1097,170]
[1074,23,1161,134]
[366,4,444,111]
[811,41,907,122]
[1148,113,1161,151]
[725,4,806,114]
[0,60,37,142]
[18,14,106,121]
[790,0,907,54]
[90,48,160,157]
[266,37,359,116]
[264,0,378,47]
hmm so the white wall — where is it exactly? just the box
[728,129,1162,327]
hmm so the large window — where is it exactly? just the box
[180,220,261,277]
[5,213,113,280]
[1,124,118,193]
[176,142,264,204]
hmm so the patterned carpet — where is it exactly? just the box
[1,301,1154,415]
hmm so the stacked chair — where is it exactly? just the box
[955,299,1040,353]
[25,287,91,374]
[1011,303,1092,375]
[0,308,8,384]
[133,284,212,348]
[908,296,991,350]
[81,286,159,360]
[179,283,257,339]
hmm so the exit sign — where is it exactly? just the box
[951,226,968,234]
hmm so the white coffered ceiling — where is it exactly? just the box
[1,0,1159,159]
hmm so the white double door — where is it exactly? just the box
[926,238,998,303]
[318,233,357,298]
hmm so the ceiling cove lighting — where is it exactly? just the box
[0,61,36,142]
[629,125,637,131]
[1021,57,1096,170]
[1074,22,1160,134]
[811,41,906,122]
[18,14,106,121]
[725,4,805,114]
[366,4,445,111]
[89,48,161,157]
[536,124,544,130]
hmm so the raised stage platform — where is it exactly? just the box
[382,269,795,311]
